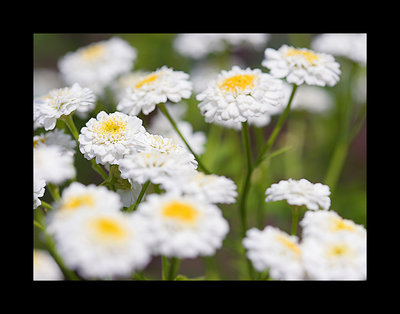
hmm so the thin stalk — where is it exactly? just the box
[238,121,253,239]
[158,102,210,174]
[238,121,256,280]
[126,180,150,212]
[167,257,181,280]
[290,206,300,236]
[47,183,60,201]
[162,256,169,280]
[254,84,298,168]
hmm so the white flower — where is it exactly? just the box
[136,193,229,259]
[34,145,75,185]
[33,129,76,156]
[242,226,304,280]
[174,33,270,59]
[58,37,137,96]
[265,178,331,210]
[34,83,96,131]
[34,175,46,209]
[162,169,237,204]
[119,149,196,185]
[311,33,366,66]
[301,232,366,280]
[117,66,192,116]
[34,249,63,280]
[49,209,152,279]
[196,66,284,124]
[300,210,366,240]
[262,45,341,86]
[143,132,198,166]
[79,111,147,166]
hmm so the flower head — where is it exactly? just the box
[262,45,341,86]
[161,169,238,204]
[301,231,366,280]
[243,226,304,280]
[34,145,75,185]
[48,209,152,279]
[79,111,147,165]
[34,83,96,130]
[117,66,192,116]
[265,178,331,210]
[196,66,284,124]
[58,37,137,96]
[137,193,229,258]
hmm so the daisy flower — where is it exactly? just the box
[137,193,229,258]
[117,66,193,116]
[196,66,284,124]
[300,210,366,240]
[49,209,152,279]
[118,149,196,186]
[58,37,137,96]
[242,226,304,280]
[265,178,331,210]
[34,83,96,131]
[33,129,76,156]
[301,231,366,280]
[34,145,75,185]
[262,45,341,87]
[79,111,147,166]
[161,169,237,204]
[34,249,63,280]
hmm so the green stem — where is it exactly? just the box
[254,84,298,168]
[126,180,150,212]
[162,256,169,280]
[167,257,181,280]
[158,103,211,174]
[290,206,300,236]
[238,121,256,280]
[63,114,79,142]
[47,183,60,201]
[239,121,253,239]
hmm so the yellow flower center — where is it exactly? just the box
[61,194,95,211]
[80,43,106,62]
[285,48,319,64]
[276,234,301,255]
[93,117,127,143]
[162,201,199,223]
[327,244,350,258]
[219,74,255,92]
[330,217,356,232]
[33,137,47,148]
[136,73,159,88]
[91,217,127,241]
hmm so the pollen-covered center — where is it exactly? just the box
[80,43,106,62]
[327,243,350,258]
[61,194,95,211]
[93,116,128,143]
[91,217,128,241]
[162,201,199,223]
[136,73,159,88]
[285,48,319,64]
[276,234,301,255]
[219,74,256,92]
[330,217,356,232]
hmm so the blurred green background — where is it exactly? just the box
[34,33,366,280]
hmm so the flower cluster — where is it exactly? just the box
[34,34,366,281]
[243,210,366,280]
